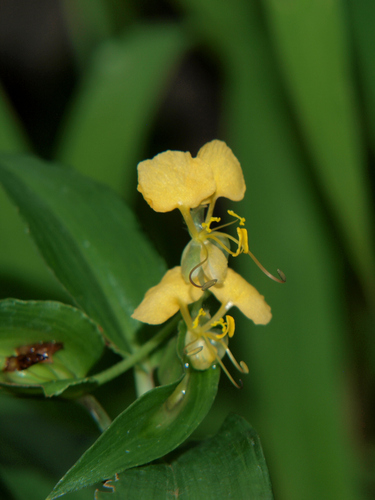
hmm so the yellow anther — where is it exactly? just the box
[238,227,249,253]
[226,315,235,338]
[232,227,249,257]
[227,210,246,226]
[192,308,206,329]
[202,217,221,233]
[210,317,226,332]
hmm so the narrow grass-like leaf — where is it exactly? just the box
[0,299,104,397]
[95,414,273,500]
[0,154,166,354]
[260,0,375,300]
[176,1,364,499]
[57,23,189,201]
[47,366,220,498]
[347,2,375,149]
[61,0,115,65]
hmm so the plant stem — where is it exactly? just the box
[134,361,155,398]
[77,394,112,432]
[91,315,180,387]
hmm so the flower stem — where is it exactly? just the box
[91,315,180,387]
[134,362,155,398]
[77,394,112,432]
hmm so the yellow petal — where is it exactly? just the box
[211,268,272,325]
[132,267,203,325]
[137,150,216,212]
[197,140,246,201]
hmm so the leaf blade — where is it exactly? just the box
[47,366,220,498]
[0,154,166,354]
[57,23,189,201]
[95,414,273,500]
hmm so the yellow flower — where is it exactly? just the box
[183,307,243,384]
[138,140,253,288]
[133,140,283,386]
[132,265,270,387]
[132,266,271,326]
[137,140,245,214]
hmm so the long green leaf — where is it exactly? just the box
[56,23,189,201]
[95,414,273,499]
[347,1,375,148]
[175,1,364,499]
[0,154,166,354]
[260,0,375,300]
[47,366,220,498]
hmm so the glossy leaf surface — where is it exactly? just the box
[95,414,273,500]
[48,366,220,498]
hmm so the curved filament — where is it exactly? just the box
[189,253,218,291]
[247,249,286,283]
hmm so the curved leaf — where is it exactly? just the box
[47,366,220,498]
[0,154,166,354]
[261,0,375,299]
[95,414,273,500]
[0,299,104,397]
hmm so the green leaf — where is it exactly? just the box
[47,366,220,498]
[61,0,116,65]
[347,1,375,148]
[175,1,365,499]
[0,299,104,397]
[260,0,375,300]
[56,23,189,201]
[95,414,273,499]
[157,336,184,386]
[0,154,166,354]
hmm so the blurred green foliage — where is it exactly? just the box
[0,0,374,499]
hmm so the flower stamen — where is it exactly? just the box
[192,308,206,328]
[214,353,243,389]
[247,248,286,283]
[200,208,286,284]
[227,209,246,226]
[188,253,218,291]
[201,217,221,233]
[225,347,249,374]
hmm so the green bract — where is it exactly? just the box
[0,300,104,397]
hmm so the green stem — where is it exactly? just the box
[77,394,112,432]
[91,315,180,387]
[134,362,155,398]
